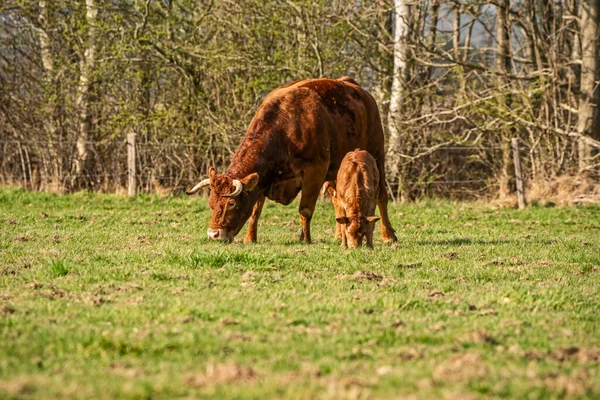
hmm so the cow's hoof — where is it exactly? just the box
[299,233,312,244]
[382,232,398,243]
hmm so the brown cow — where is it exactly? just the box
[325,149,381,248]
[186,77,397,244]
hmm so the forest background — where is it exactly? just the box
[0,0,599,201]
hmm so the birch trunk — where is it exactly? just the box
[496,0,512,199]
[386,0,411,197]
[453,4,461,60]
[72,0,98,189]
[426,1,440,82]
[577,0,600,172]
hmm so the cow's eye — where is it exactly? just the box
[227,200,236,209]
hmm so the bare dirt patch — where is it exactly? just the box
[552,347,600,364]
[460,331,498,345]
[434,352,487,382]
[184,363,257,388]
[337,271,383,281]
[0,378,36,396]
[109,362,144,378]
[1,305,16,315]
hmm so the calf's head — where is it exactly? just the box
[327,185,380,248]
[336,215,380,248]
[187,168,259,242]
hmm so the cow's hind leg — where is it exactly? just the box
[376,170,398,244]
[298,166,327,244]
[244,195,265,243]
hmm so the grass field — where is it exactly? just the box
[1,187,599,399]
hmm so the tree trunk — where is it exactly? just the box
[37,0,63,191]
[386,0,411,198]
[453,4,461,60]
[463,6,478,64]
[426,0,440,81]
[496,0,512,199]
[72,0,98,190]
[568,0,581,97]
[577,0,600,172]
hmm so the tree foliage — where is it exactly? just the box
[0,0,598,197]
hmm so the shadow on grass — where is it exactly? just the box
[416,237,556,246]
[416,237,511,246]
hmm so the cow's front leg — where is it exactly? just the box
[244,195,265,243]
[298,168,327,244]
[366,224,375,249]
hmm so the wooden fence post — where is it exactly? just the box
[511,137,526,209]
[127,132,136,197]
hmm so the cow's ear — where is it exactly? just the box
[336,217,349,224]
[241,173,259,191]
[322,181,335,195]
[209,167,217,179]
[327,187,337,198]
[366,216,380,223]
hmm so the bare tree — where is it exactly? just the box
[386,0,412,198]
[72,0,98,189]
[1,0,599,199]
[495,0,512,199]
[36,0,62,190]
[577,0,600,171]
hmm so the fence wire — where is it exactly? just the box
[1,137,593,198]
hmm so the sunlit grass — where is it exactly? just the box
[1,187,599,399]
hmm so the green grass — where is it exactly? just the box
[1,187,599,399]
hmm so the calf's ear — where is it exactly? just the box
[336,217,350,224]
[366,216,380,223]
[327,187,337,198]
[241,173,259,191]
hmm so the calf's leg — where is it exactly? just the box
[335,221,343,241]
[340,224,347,248]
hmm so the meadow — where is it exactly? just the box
[0,187,599,399]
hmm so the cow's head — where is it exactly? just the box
[187,168,259,242]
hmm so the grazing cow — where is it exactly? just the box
[325,149,381,248]
[186,77,397,244]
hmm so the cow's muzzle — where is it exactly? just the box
[207,228,233,242]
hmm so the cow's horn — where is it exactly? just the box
[223,179,243,198]
[186,178,210,195]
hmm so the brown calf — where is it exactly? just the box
[326,149,381,248]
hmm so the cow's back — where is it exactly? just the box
[231,77,385,203]
[293,78,385,180]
